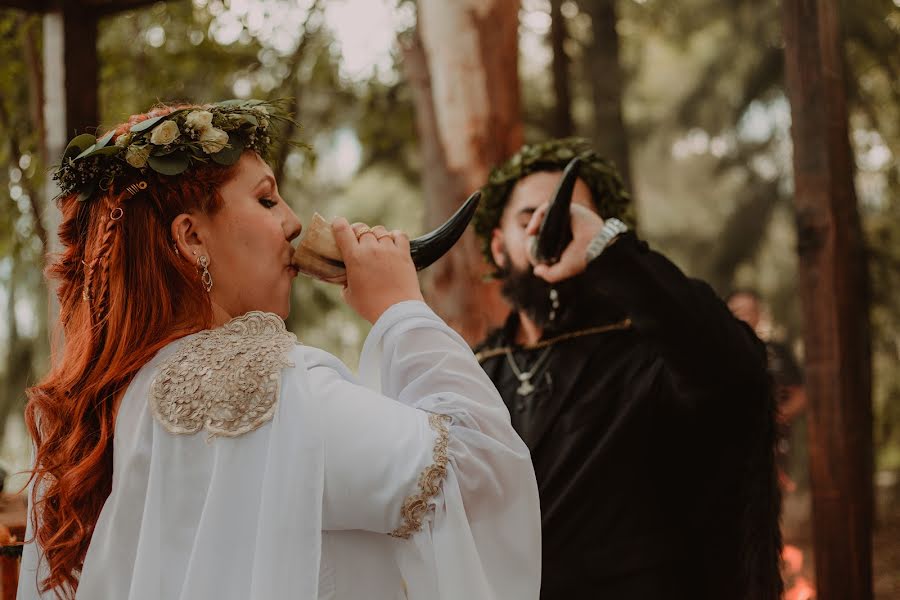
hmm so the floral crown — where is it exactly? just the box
[53,99,302,202]
[473,137,635,269]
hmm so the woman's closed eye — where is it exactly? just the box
[260,197,277,209]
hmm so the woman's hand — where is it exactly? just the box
[332,218,425,323]
[525,202,605,283]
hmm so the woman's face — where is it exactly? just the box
[173,152,303,322]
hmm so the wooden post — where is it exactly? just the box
[782,1,873,599]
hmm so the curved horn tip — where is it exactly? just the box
[409,190,482,270]
[533,158,583,263]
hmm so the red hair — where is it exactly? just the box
[24,105,240,597]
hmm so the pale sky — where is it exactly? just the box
[202,0,415,81]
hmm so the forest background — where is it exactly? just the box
[0,0,898,596]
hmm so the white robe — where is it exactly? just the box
[17,301,541,599]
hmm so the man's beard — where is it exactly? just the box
[497,250,595,333]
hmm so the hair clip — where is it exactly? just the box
[125,181,148,198]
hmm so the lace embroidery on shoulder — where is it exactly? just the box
[150,311,298,438]
[389,413,452,539]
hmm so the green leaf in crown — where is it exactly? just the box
[210,133,245,166]
[63,134,97,161]
[147,152,191,176]
[51,99,307,203]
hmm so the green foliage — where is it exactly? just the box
[96,1,261,123]
[354,76,419,183]
[0,10,48,458]
[53,99,300,200]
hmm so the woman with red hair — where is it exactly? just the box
[17,101,540,600]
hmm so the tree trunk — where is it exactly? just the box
[21,15,49,256]
[782,1,874,599]
[23,15,45,160]
[404,0,522,344]
[580,0,634,192]
[549,0,573,137]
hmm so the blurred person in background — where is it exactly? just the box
[728,289,808,491]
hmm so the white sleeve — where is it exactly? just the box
[309,359,447,536]
[309,300,541,600]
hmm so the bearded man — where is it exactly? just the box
[472,138,783,600]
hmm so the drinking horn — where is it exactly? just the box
[529,157,582,265]
[292,190,481,283]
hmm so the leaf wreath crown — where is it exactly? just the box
[473,137,635,270]
[53,99,305,202]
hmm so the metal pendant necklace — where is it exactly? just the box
[505,345,553,396]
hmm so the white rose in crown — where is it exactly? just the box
[125,145,151,168]
[199,127,230,153]
[149,120,180,145]
[185,110,214,131]
[115,132,132,147]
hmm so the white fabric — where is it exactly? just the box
[18,301,541,600]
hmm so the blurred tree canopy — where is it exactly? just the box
[0,0,897,481]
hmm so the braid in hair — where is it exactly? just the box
[91,196,125,322]
[53,200,94,328]
[81,256,97,307]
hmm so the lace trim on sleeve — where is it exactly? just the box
[389,413,452,539]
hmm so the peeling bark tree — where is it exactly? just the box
[404,0,523,343]
[783,1,874,598]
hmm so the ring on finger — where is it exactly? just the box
[355,226,373,239]
[375,232,394,240]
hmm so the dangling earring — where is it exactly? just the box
[198,255,213,292]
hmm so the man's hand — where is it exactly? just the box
[525,202,605,283]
